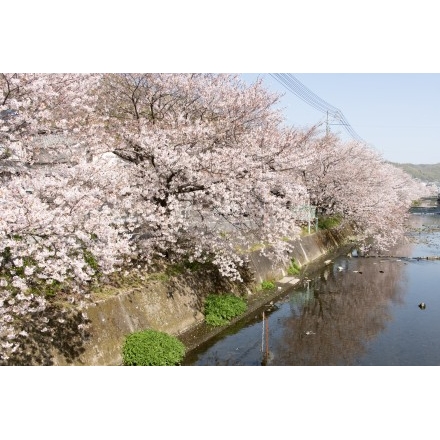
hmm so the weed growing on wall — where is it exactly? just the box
[204,294,247,326]
[122,329,185,366]
[260,280,275,290]
[287,258,301,275]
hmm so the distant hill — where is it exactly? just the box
[390,162,440,183]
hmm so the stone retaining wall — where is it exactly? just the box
[52,224,356,366]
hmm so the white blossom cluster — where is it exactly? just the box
[0,73,433,363]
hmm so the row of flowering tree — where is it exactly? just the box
[0,73,432,363]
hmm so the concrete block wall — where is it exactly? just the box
[52,225,355,366]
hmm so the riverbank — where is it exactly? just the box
[51,223,357,365]
[178,226,357,354]
[182,200,440,366]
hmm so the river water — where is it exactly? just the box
[183,199,440,366]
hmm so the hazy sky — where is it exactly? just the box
[241,73,440,165]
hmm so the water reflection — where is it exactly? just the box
[184,204,440,366]
[272,256,407,365]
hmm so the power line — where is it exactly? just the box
[270,73,366,143]
[273,73,339,115]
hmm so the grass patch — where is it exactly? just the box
[287,258,301,275]
[260,280,275,290]
[90,270,149,300]
[148,272,169,282]
[247,242,267,252]
[204,294,247,326]
[317,215,341,230]
[122,329,186,366]
[236,241,272,254]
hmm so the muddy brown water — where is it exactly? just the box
[182,199,440,366]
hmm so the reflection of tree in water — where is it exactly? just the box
[272,257,406,365]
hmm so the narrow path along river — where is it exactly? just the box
[182,198,440,366]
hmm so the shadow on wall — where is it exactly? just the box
[44,224,355,366]
[165,262,255,312]
[1,303,91,366]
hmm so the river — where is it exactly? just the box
[182,198,440,366]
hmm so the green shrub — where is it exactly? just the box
[204,294,247,326]
[261,280,275,290]
[287,258,300,275]
[122,329,186,366]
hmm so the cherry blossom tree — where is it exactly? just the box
[291,131,432,251]
[0,73,128,363]
[83,73,314,277]
[0,72,432,364]
[1,73,99,163]
[0,73,313,362]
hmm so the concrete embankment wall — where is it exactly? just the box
[248,225,353,283]
[52,224,356,366]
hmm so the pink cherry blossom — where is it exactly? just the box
[0,73,433,364]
